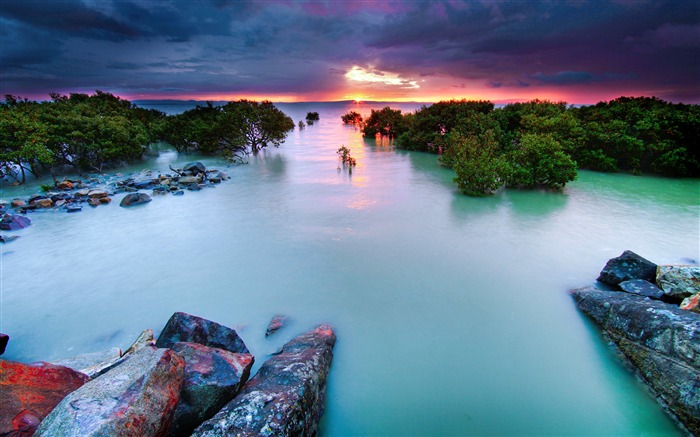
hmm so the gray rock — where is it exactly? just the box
[184,162,206,175]
[36,346,185,437]
[618,279,665,299]
[657,265,700,302]
[167,342,254,437]
[120,192,152,207]
[192,324,336,437]
[597,250,657,286]
[0,235,19,244]
[52,347,122,375]
[571,287,700,434]
[156,312,249,354]
[178,176,199,185]
[66,205,82,213]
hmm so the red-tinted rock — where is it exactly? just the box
[681,293,700,313]
[10,199,26,208]
[11,409,42,437]
[265,314,288,337]
[87,198,101,207]
[0,360,90,435]
[167,343,254,436]
[57,180,74,190]
[30,198,53,209]
[120,192,152,207]
[99,197,112,204]
[35,346,184,437]
[155,312,249,354]
[192,324,336,436]
[87,189,108,199]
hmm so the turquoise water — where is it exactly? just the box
[2,102,699,435]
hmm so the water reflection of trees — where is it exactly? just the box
[362,135,395,152]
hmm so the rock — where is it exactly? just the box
[0,235,19,244]
[88,189,108,199]
[99,197,112,204]
[0,360,90,435]
[35,347,185,437]
[66,205,82,213]
[87,198,101,207]
[156,313,249,354]
[571,287,700,434]
[54,199,66,207]
[618,279,665,299]
[79,329,155,379]
[184,162,206,175]
[0,214,31,230]
[11,409,42,436]
[57,180,74,190]
[681,293,700,313]
[134,178,155,189]
[10,199,26,208]
[265,314,288,337]
[657,265,700,302]
[172,190,184,196]
[0,333,8,354]
[51,192,72,202]
[178,176,199,185]
[30,198,53,209]
[52,347,122,376]
[75,189,90,197]
[167,343,254,436]
[192,324,336,437]
[597,250,657,286]
[120,193,152,207]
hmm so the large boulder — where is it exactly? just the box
[597,250,657,286]
[656,265,700,303]
[0,214,31,230]
[184,162,206,175]
[0,333,8,354]
[155,312,249,354]
[35,347,184,437]
[571,287,700,434]
[0,360,90,435]
[167,342,254,436]
[192,324,336,436]
[120,192,152,207]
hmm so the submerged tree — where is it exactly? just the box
[361,107,406,138]
[341,111,363,125]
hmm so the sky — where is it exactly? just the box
[1,0,699,104]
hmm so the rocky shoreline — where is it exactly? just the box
[0,161,229,243]
[571,251,700,435]
[0,312,336,436]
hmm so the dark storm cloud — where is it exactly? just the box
[0,0,698,102]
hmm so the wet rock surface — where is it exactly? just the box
[167,342,254,437]
[0,360,90,436]
[35,346,185,437]
[597,250,657,285]
[156,312,249,354]
[572,287,700,434]
[120,192,152,207]
[618,279,665,299]
[265,314,288,337]
[192,324,336,437]
[657,265,700,303]
[0,214,31,230]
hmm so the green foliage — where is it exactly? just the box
[341,111,363,125]
[396,99,495,153]
[337,145,357,174]
[306,112,320,122]
[361,107,406,138]
[446,131,508,196]
[1,91,155,181]
[505,133,577,190]
[161,100,294,158]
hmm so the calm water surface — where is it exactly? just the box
[2,102,699,436]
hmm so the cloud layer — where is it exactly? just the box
[1,0,698,103]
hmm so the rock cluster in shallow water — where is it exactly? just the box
[0,162,229,244]
[0,312,335,437]
[572,250,700,434]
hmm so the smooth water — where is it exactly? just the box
[2,102,699,436]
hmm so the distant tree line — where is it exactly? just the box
[349,97,700,196]
[1,92,294,183]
